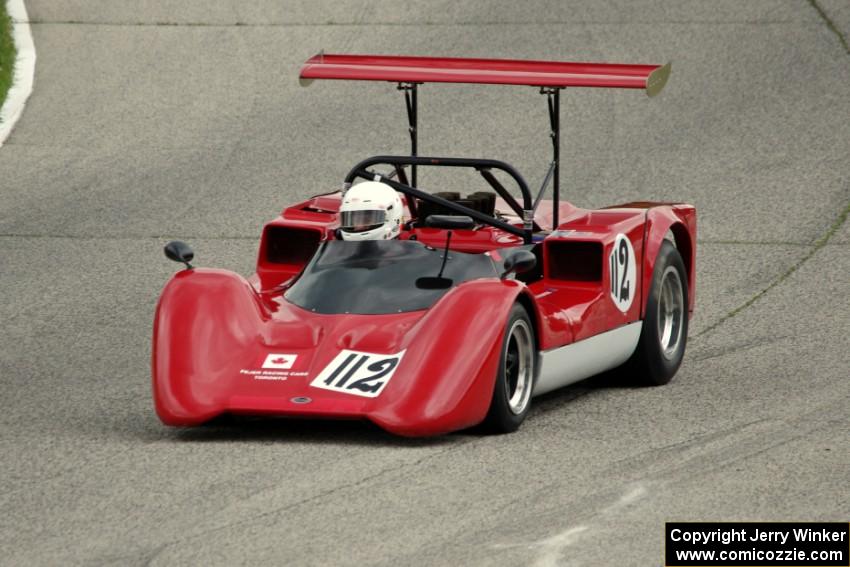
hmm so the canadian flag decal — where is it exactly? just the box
[262,354,297,369]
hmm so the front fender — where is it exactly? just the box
[152,268,268,425]
[367,278,526,436]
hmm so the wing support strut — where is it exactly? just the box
[397,82,419,188]
[540,87,561,230]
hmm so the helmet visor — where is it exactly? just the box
[340,209,386,233]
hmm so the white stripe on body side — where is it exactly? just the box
[533,322,642,396]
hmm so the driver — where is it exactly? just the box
[338,181,404,241]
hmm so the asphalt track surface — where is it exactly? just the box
[1,2,848,565]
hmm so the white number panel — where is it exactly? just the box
[310,350,406,398]
[609,233,637,313]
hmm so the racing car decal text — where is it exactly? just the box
[609,234,636,313]
[310,350,406,398]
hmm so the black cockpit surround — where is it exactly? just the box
[284,240,498,315]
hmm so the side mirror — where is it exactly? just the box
[502,250,536,278]
[424,215,475,230]
[164,240,194,270]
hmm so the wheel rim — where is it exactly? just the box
[504,319,534,415]
[657,266,684,360]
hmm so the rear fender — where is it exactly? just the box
[643,205,697,316]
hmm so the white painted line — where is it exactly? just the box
[491,484,649,566]
[532,526,589,567]
[490,525,590,567]
[0,0,36,147]
[600,483,647,514]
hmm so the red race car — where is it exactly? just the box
[153,54,695,436]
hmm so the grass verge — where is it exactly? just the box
[0,2,15,121]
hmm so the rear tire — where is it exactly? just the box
[627,240,688,386]
[483,304,536,433]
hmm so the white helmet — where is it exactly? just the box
[338,181,404,241]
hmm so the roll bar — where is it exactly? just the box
[345,155,534,243]
[303,53,670,232]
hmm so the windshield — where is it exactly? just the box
[284,240,498,315]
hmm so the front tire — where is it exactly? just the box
[628,240,688,386]
[483,304,536,433]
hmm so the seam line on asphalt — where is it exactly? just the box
[695,197,850,338]
[697,239,814,247]
[695,1,849,338]
[807,0,850,53]
[143,440,473,562]
[22,20,827,28]
[0,234,834,246]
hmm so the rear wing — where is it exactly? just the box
[299,53,670,96]
[299,53,671,230]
